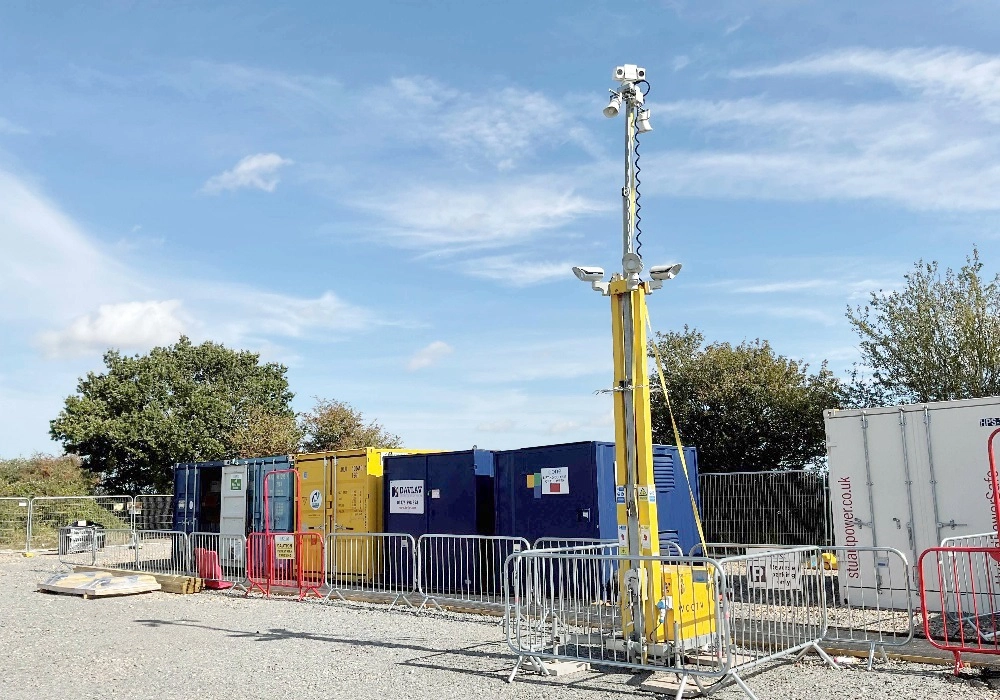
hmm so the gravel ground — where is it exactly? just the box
[0,553,996,700]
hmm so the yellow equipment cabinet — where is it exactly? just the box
[296,448,435,536]
[657,565,717,650]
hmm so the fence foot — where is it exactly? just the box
[507,655,524,683]
[727,672,759,700]
[799,642,840,670]
[952,651,963,675]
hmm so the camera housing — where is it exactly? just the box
[614,65,646,83]
[572,266,605,283]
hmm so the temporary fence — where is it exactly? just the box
[324,532,417,609]
[919,545,1000,673]
[189,532,247,590]
[29,495,134,551]
[532,537,683,557]
[0,496,31,551]
[56,525,106,568]
[247,531,325,600]
[132,495,173,531]
[417,534,530,612]
[134,530,190,576]
[941,532,999,548]
[692,541,914,668]
[505,546,837,699]
[698,470,832,547]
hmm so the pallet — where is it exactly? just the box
[72,566,203,594]
[38,570,161,599]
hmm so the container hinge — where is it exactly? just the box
[938,520,968,530]
[853,518,873,529]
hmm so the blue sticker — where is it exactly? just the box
[534,481,542,499]
[647,489,657,504]
[615,486,626,504]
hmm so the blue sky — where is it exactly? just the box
[3,1,1000,457]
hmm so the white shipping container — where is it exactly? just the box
[824,397,1000,612]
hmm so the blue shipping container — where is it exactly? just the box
[494,441,701,554]
[383,449,495,537]
[172,455,296,534]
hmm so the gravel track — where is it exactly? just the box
[0,553,996,700]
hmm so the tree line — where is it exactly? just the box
[40,246,1000,492]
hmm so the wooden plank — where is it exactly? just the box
[72,566,203,594]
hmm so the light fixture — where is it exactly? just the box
[635,109,652,133]
[603,92,623,119]
[572,266,605,282]
[649,263,682,281]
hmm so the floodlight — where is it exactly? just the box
[649,263,682,281]
[603,93,623,118]
[572,266,605,282]
[636,109,652,133]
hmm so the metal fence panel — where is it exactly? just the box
[189,532,246,589]
[29,496,134,551]
[941,532,999,548]
[698,471,831,546]
[93,529,139,570]
[418,534,530,612]
[56,525,99,568]
[135,530,190,576]
[133,495,173,531]
[919,545,1000,673]
[324,533,417,608]
[247,531,325,600]
[0,496,31,551]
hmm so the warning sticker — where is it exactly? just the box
[274,534,295,560]
[640,526,652,552]
[389,480,425,514]
[541,467,569,495]
[617,524,628,547]
[615,485,626,504]
[746,548,803,591]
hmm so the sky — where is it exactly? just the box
[3,1,1000,457]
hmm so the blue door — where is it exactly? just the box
[171,464,200,534]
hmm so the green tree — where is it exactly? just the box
[300,398,402,453]
[228,405,303,459]
[50,336,294,493]
[0,454,97,497]
[649,327,841,473]
[847,247,1000,403]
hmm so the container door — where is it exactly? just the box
[334,456,372,534]
[264,468,295,533]
[172,465,198,534]
[297,456,327,536]
[220,464,248,537]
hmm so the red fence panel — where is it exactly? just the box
[919,545,1000,673]
[246,532,325,600]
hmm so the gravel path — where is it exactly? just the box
[0,553,996,700]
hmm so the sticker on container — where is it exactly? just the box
[617,524,628,546]
[430,489,441,499]
[389,479,425,514]
[640,527,652,552]
[637,486,648,500]
[230,477,242,491]
[526,474,535,488]
[274,534,295,560]
[309,489,322,510]
[615,486,626,504]
[647,489,656,504]
[746,547,803,591]
[541,467,569,495]
[513,542,522,551]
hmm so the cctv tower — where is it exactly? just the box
[573,65,681,654]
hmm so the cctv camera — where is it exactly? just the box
[572,266,605,283]
[649,263,683,281]
[613,64,646,82]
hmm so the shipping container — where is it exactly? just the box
[383,450,495,537]
[171,455,294,536]
[295,448,435,537]
[494,441,701,553]
[825,397,1000,611]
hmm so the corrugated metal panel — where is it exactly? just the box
[241,455,294,533]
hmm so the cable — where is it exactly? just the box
[633,109,644,262]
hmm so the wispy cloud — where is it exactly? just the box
[458,255,575,287]
[0,117,28,135]
[201,153,293,194]
[355,179,608,250]
[407,341,454,371]
[644,47,1000,211]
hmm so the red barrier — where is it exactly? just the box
[247,532,325,600]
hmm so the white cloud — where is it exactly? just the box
[38,300,187,358]
[358,179,608,251]
[459,255,575,287]
[477,419,516,433]
[407,341,454,371]
[201,153,293,194]
[640,48,1000,211]
[0,117,28,135]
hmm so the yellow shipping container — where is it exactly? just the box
[296,448,434,581]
